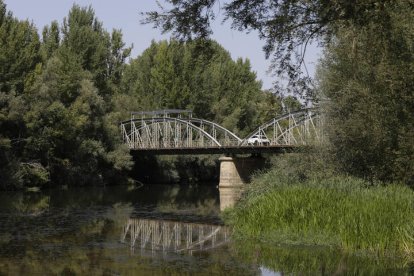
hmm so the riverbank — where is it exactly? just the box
[223,161,414,257]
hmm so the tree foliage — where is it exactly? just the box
[143,0,400,98]
[144,0,414,185]
[0,0,41,188]
[120,39,296,184]
[0,2,288,189]
[121,39,282,136]
[318,1,414,184]
[0,1,40,94]
[0,3,133,188]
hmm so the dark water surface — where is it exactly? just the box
[0,184,411,275]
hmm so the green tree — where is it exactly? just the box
[0,3,133,189]
[145,0,413,185]
[25,52,132,186]
[0,0,41,94]
[143,0,397,98]
[41,21,60,62]
[121,39,265,136]
[60,5,131,99]
[318,1,414,184]
[0,0,42,188]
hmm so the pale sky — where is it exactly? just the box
[4,0,321,91]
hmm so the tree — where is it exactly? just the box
[60,5,131,99]
[0,0,41,94]
[318,1,414,184]
[145,0,413,185]
[25,53,132,186]
[0,0,41,189]
[0,3,133,189]
[21,5,135,186]
[143,0,398,98]
[121,39,265,135]
[41,21,60,62]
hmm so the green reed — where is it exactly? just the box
[225,171,414,255]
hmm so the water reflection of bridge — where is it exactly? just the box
[121,218,229,254]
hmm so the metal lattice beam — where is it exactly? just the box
[240,108,321,146]
[121,117,224,149]
[121,108,323,150]
[186,118,242,146]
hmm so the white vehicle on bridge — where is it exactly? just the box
[247,134,270,145]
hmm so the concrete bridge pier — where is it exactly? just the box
[219,155,265,187]
[218,155,265,210]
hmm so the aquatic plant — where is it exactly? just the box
[225,169,414,255]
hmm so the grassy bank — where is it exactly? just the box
[224,165,414,255]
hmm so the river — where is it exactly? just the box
[0,184,410,275]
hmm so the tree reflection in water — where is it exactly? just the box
[0,185,412,275]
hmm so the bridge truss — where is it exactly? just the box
[240,108,322,146]
[121,108,322,152]
[121,110,241,150]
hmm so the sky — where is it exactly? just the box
[4,0,321,91]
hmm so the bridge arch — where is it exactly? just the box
[121,117,232,149]
[186,118,242,146]
[240,108,321,146]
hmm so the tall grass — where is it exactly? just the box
[224,167,414,255]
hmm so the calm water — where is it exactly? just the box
[0,184,411,275]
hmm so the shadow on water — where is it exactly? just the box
[0,184,412,275]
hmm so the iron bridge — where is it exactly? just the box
[120,108,322,155]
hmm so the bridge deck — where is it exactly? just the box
[130,145,295,155]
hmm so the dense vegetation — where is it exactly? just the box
[318,1,414,184]
[145,0,414,186]
[0,0,412,267]
[144,0,401,98]
[120,39,281,136]
[0,3,134,189]
[146,0,414,256]
[0,2,297,189]
[224,156,414,255]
